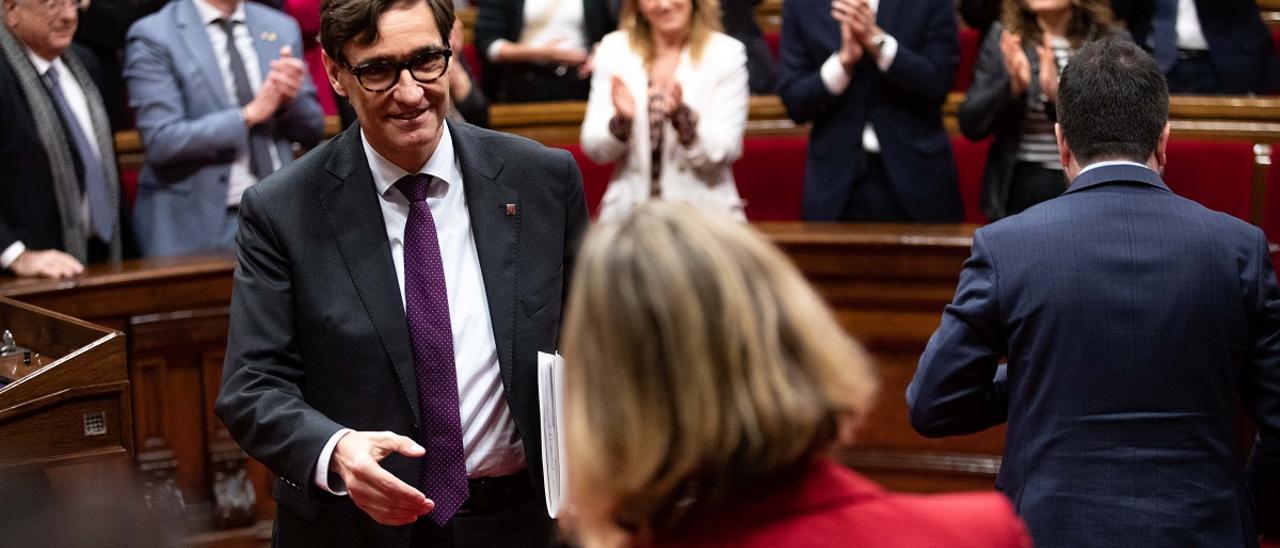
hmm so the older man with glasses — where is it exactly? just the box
[124,0,324,257]
[0,0,127,278]
[213,0,588,545]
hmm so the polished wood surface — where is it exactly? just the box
[0,296,130,473]
[755,223,1005,492]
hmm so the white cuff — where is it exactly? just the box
[820,53,852,95]
[876,34,899,72]
[487,39,512,63]
[1,241,26,270]
[315,428,354,495]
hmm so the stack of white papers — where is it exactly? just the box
[537,351,567,518]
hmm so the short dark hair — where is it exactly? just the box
[320,0,455,66]
[1057,37,1169,165]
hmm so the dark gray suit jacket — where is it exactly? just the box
[215,121,588,547]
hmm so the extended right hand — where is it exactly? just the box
[9,249,84,278]
[1000,30,1031,96]
[330,431,435,526]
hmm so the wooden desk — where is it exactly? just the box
[0,256,274,545]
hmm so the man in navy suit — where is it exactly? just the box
[1112,0,1279,94]
[908,38,1279,546]
[777,0,961,222]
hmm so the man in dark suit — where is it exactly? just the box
[1112,0,1279,94]
[778,0,961,222]
[214,0,588,545]
[908,37,1280,547]
[1,0,126,278]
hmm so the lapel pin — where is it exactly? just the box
[260,31,277,42]
[504,203,517,216]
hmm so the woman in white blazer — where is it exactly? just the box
[580,0,749,221]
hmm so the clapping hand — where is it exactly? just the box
[611,75,636,121]
[831,0,865,69]
[1000,30,1031,96]
[1036,33,1060,103]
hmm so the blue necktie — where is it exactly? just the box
[216,18,275,181]
[1151,0,1179,72]
[396,174,470,526]
[42,65,113,242]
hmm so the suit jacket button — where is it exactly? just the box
[410,424,419,438]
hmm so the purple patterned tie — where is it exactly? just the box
[395,173,469,526]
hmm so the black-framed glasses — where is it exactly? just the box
[343,48,453,93]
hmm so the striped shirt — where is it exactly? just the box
[1016,36,1072,168]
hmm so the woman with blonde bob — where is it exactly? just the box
[579,0,748,221]
[560,203,1031,547]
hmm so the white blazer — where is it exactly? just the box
[580,30,749,221]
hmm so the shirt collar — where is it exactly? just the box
[24,46,62,77]
[193,0,246,26]
[361,121,461,200]
[1077,160,1152,177]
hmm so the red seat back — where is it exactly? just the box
[1163,140,1255,222]
[952,135,991,224]
[733,136,807,221]
[953,27,981,92]
[557,144,614,217]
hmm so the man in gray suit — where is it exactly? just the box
[214,0,588,545]
[124,0,324,257]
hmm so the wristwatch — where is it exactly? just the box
[870,33,889,51]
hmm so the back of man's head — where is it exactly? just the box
[1058,37,1169,166]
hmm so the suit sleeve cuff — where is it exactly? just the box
[1,241,26,270]
[820,53,852,95]
[315,428,354,496]
[876,34,899,72]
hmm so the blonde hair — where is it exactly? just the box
[561,203,879,545]
[620,0,722,68]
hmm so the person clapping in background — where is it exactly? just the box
[580,0,748,221]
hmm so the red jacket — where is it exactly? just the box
[654,459,1031,548]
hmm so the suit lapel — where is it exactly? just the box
[451,123,521,391]
[320,126,421,420]
[244,5,280,95]
[176,0,231,107]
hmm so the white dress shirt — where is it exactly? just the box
[486,0,587,62]
[817,0,898,154]
[315,122,526,495]
[1175,0,1209,51]
[192,0,282,207]
[1,49,98,270]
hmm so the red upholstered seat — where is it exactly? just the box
[765,31,780,62]
[952,135,991,224]
[558,137,808,221]
[121,168,139,212]
[1163,140,1255,222]
[463,43,482,88]
[953,27,981,92]
[733,136,807,221]
[556,144,614,218]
